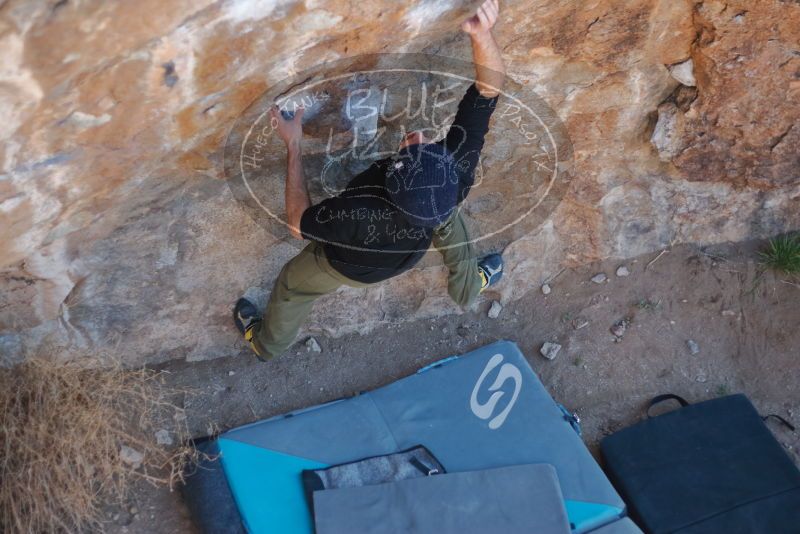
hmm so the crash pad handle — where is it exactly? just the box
[647,394,690,418]
[762,414,796,432]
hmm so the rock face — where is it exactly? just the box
[1,0,798,365]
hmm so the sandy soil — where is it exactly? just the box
[106,239,800,533]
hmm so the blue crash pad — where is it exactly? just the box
[217,340,626,533]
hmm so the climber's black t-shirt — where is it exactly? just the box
[300,83,498,284]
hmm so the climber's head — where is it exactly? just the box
[398,129,431,150]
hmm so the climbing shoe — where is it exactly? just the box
[232,298,270,362]
[478,253,504,292]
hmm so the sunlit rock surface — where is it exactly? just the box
[1,0,798,365]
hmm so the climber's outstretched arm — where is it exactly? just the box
[270,106,309,240]
[462,0,505,97]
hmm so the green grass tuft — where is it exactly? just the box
[760,233,800,274]
[636,298,662,311]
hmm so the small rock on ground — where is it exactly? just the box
[616,266,630,277]
[154,429,173,446]
[488,300,503,319]
[591,273,607,284]
[305,337,322,353]
[541,283,551,295]
[687,339,700,355]
[119,445,144,468]
[610,318,631,340]
[540,342,562,360]
[572,317,590,330]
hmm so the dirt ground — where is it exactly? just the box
[106,239,800,533]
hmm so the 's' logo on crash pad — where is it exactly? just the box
[470,353,522,430]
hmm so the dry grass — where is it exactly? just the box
[0,359,196,533]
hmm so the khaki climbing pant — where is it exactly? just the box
[250,211,482,358]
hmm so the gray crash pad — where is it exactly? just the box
[313,463,572,534]
[588,518,644,534]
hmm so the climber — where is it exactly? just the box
[233,0,506,361]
